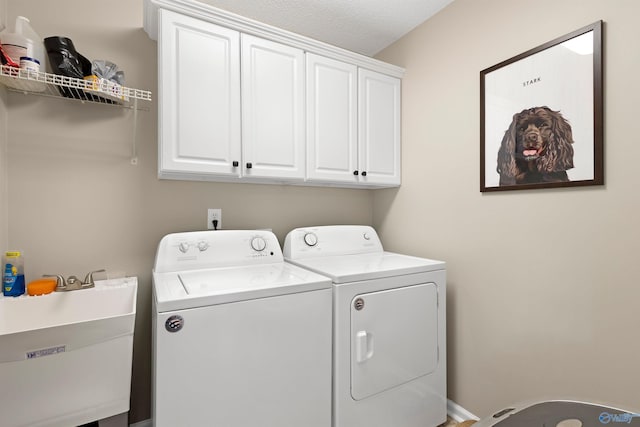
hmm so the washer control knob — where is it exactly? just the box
[303,232,318,247]
[363,232,370,240]
[178,242,190,253]
[197,241,209,252]
[251,237,267,252]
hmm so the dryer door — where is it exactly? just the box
[350,282,439,400]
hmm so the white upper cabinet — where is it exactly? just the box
[158,9,241,179]
[358,69,401,187]
[145,0,403,188]
[306,54,358,184]
[307,56,401,187]
[241,35,305,181]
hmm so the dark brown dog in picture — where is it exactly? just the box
[497,106,574,185]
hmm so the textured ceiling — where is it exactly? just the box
[196,0,454,56]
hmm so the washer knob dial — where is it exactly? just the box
[303,232,318,246]
[178,242,190,253]
[197,241,209,251]
[251,237,267,252]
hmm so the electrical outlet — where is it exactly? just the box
[207,209,222,230]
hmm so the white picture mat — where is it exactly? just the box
[483,31,595,188]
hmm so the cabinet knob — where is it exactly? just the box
[232,161,239,167]
[361,171,367,177]
[246,162,253,169]
[353,170,359,176]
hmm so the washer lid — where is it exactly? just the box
[287,252,445,283]
[153,262,331,312]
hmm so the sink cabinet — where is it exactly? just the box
[146,0,404,188]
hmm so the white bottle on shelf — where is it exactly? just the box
[0,16,33,64]
[17,16,46,72]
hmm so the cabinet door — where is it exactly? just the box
[241,34,305,180]
[306,54,358,184]
[158,9,241,179]
[358,69,401,186]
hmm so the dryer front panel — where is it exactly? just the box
[350,282,438,400]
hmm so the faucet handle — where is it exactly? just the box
[83,269,106,287]
[44,274,67,291]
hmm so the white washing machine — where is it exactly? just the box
[152,230,332,427]
[284,225,447,427]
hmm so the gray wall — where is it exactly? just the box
[375,0,640,417]
[4,0,373,422]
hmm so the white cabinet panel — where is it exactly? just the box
[306,53,358,184]
[358,69,401,186]
[241,34,305,180]
[158,9,241,178]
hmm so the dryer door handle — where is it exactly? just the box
[355,331,374,363]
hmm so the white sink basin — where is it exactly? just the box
[0,277,137,427]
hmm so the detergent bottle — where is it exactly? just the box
[3,250,25,297]
[0,16,46,70]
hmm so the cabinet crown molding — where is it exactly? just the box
[144,0,405,78]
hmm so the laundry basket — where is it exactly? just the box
[473,399,640,427]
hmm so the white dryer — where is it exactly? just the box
[284,225,447,427]
[152,230,332,427]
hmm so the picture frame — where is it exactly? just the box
[480,21,603,192]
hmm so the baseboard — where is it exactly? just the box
[448,399,479,422]
[133,401,477,427]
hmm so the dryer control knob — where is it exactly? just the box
[197,241,209,251]
[303,232,318,247]
[178,242,190,253]
[251,237,267,252]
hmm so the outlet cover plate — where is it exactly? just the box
[207,209,221,230]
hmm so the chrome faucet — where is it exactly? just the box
[45,269,106,292]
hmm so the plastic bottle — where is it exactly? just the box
[0,16,46,71]
[16,16,47,72]
[0,16,33,65]
[3,251,25,297]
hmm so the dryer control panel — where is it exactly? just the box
[154,230,283,273]
[284,225,383,260]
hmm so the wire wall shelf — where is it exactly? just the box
[0,65,152,110]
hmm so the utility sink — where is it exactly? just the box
[0,277,137,427]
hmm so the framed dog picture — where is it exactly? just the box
[480,21,603,192]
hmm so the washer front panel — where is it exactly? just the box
[153,289,332,427]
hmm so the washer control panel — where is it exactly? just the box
[154,230,282,273]
[283,225,383,260]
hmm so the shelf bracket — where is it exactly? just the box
[131,98,139,165]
